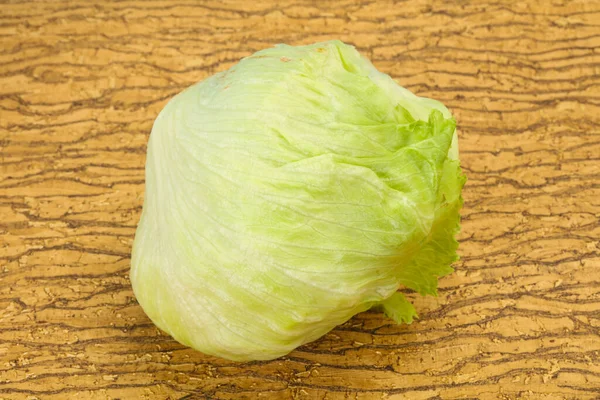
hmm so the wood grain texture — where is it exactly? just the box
[1,0,599,399]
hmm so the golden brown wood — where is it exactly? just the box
[1,0,599,399]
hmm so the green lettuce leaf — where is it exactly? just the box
[379,292,418,324]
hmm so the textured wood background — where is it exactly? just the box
[1,1,599,399]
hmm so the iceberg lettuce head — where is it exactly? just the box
[131,40,465,361]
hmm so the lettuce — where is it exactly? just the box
[131,40,465,361]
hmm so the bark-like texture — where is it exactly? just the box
[1,1,599,399]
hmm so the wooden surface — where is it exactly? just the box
[1,1,599,399]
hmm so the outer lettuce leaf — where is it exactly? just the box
[375,118,465,319]
[380,292,418,324]
[396,154,466,296]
